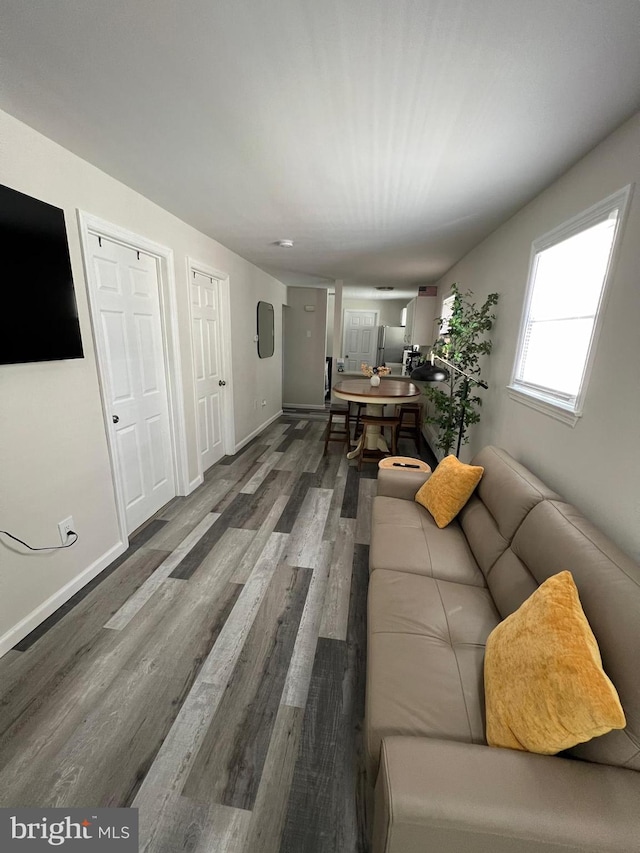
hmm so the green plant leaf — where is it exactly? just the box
[423,285,499,456]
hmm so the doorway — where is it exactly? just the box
[79,212,189,541]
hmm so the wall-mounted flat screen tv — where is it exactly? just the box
[0,184,84,364]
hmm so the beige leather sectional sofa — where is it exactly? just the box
[367,446,640,853]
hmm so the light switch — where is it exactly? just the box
[306,330,312,338]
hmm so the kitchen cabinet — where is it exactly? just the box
[403,296,438,346]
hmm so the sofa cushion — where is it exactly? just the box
[371,496,485,586]
[485,571,626,755]
[366,570,500,769]
[471,446,559,541]
[414,454,484,528]
[458,495,510,577]
[482,548,538,618]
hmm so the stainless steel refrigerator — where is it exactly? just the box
[376,326,405,365]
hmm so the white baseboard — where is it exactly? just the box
[188,474,204,493]
[282,402,327,410]
[234,410,283,453]
[0,540,126,659]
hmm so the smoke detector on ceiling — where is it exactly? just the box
[275,239,294,248]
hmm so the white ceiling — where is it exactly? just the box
[2,1,640,294]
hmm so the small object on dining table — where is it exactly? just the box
[393,462,420,468]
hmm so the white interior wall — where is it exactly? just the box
[342,298,406,331]
[435,111,640,561]
[283,287,328,407]
[0,108,286,651]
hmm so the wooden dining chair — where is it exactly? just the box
[323,405,350,454]
[350,401,367,439]
[396,402,422,452]
[358,414,400,469]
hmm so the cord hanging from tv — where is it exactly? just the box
[0,183,84,365]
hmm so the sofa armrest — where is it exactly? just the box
[377,468,430,500]
[374,737,640,853]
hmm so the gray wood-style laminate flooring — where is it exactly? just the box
[0,413,434,853]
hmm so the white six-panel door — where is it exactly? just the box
[90,235,176,533]
[343,310,378,371]
[191,270,225,472]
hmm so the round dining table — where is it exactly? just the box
[332,377,421,459]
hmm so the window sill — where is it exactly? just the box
[507,385,582,427]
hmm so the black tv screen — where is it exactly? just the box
[0,184,84,364]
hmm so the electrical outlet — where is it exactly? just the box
[58,516,75,545]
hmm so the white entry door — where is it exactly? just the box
[89,235,176,534]
[343,310,378,371]
[191,270,225,472]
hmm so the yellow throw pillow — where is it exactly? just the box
[414,454,484,528]
[484,571,626,754]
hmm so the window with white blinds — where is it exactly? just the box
[509,186,630,425]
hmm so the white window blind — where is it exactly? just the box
[509,186,630,425]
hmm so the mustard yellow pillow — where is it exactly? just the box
[484,571,626,754]
[414,454,484,528]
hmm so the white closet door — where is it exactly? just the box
[90,236,175,533]
[191,271,225,472]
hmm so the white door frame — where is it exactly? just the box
[186,257,235,485]
[77,211,190,544]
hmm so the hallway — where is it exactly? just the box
[0,413,432,852]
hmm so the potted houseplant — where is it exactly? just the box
[361,362,391,386]
[423,283,499,457]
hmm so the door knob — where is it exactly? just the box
[218,380,226,386]
[112,415,119,423]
